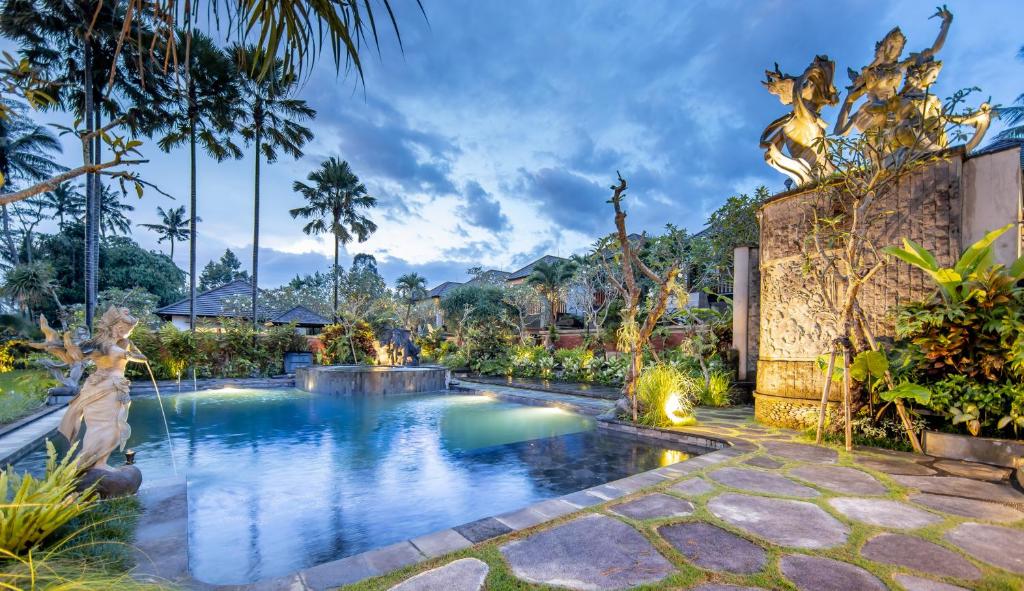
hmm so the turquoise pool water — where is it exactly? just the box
[16,388,693,584]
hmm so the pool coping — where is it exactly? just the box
[224,383,754,591]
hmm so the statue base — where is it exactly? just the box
[77,465,143,498]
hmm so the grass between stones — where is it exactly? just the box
[341,433,1024,591]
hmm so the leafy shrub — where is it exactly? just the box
[319,321,376,364]
[701,368,733,407]
[555,347,596,381]
[0,441,95,555]
[635,364,697,427]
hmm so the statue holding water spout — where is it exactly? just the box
[31,306,147,497]
[760,55,839,187]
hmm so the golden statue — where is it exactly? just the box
[760,55,839,187]
[32,307,147,496]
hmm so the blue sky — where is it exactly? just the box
[15,0,1024,289]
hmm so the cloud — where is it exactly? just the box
[456,181,511,232]
[516,167,610,235]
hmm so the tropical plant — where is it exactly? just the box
[702,368,734,407]
[526,259,575,326]
[395,273,427,329]
[636,364,697,427]
[995,45,1024,141]
[234,44,315,329]
[290,158,377,318]
[37,182,83,230]
[94,185,135,238]
[2,261,61,319]
[198,249,249,292]
[158,30,243,331]
[0,440,96,555]
[138,205,194,262]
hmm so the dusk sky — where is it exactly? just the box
[16,1,1024,289]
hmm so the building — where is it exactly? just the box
[155,279,331,334]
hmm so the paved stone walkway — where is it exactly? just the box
[376,385,1024,591]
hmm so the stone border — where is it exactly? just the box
[0,406,66,466]
[0,402,64,439]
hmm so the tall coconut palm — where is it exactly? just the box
[95,186,135,238]
[290,158,376,319]
[38,182,83,230]
[527,259,577,326]
[395,273,427,329]
[235,45,315,328]
[0,104,61,266]
[159,31,243,331]
[139,205,195,263]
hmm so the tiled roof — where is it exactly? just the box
[426,281,463,298]
[155,279,276,320]
[507,254,569,280]
[270,305,331,326]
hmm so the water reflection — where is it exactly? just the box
[14,389,693,584]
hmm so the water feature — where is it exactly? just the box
[14,388,702,584]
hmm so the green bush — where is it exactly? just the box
[555,347,596,381]
[635,364,697,427]
[701,368,733,407]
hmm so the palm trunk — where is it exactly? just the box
[189,75,198,332]
[333,232,339,322]
[90,107,102,319]
[170,236,175,262]
[251,116,261,331]
[83,40,96,331]
[1,206,19,265]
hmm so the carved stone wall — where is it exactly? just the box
[755,154,964,427]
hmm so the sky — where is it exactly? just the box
[10,0,1024,290]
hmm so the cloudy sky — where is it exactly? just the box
[15,0,1024,290]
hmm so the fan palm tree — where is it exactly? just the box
[996,46,1024,141]
[235,45,315,328]
[139,205,195,263]
[290,158,376,319]
[0,103,61,266]
[527,259,577,326]
[395,273,427,328]
[159,31,243,331]
[38,182,83,230]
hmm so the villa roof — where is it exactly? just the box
[156,279,276,320]
[507,254,570,280]
[270,305,331,326]
[426,281,463,298]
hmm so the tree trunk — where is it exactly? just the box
[189,74,198,332]
[170,236,175,262]
[83,40,96,331]
[251,116,261,331]
[1,206,19,266]
[333,232,339,322]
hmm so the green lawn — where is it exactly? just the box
[0,368,55,425]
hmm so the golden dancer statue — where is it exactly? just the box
[760,55,839,187]
[32,307,147,497]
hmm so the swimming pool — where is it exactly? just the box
[15,388,698,584]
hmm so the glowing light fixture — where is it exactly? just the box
[664,392,696,426]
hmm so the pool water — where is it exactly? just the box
[16,388,694,584]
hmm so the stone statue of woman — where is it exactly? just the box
[35,306,147,496]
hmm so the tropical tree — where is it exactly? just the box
[395,273,428,329]
[290,157,377,318]
[2,260,61,320]
[159,30,243,331]
[95,185,134,238]
[199,249,250,292]
[0,103,61,265]
[527,259,576,326]
[234,45,315,329]
[37,182,83,229]
[139,205,194,262]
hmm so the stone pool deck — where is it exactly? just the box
[334,381,1024,591]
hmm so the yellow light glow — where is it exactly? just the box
[660,449,689,466]
[663,392,698,426]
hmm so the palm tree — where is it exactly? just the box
[395,273,427,329]
[139,205,194,263]
[38,182,83,230]
[290,158,376,319]
[235,45,315,329]
[0,103,61,266]
[527,259,576,326]
[96,186,134,238]
[159,31,243,331]
[996,46,1024,141]
[2,260,60,319]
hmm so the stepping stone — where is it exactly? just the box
[608,493,694,520]
[669,478,716,497]
[856,456,936,476]
[707,493,848,549]
[659,522,765,574]
[944,522,1024,574]
[779,554,885,591]
[828,497,940,529]
[500,514,675,589]
[688,581,770,585]
[893,574,969,591]
[742,456,783,470]
[893,475,1024,503]
[910,492,1024,523]
[788,465,887,495]
[762,441,837,463]
[388,558,489,591]
[932,459,1012,481]
[708,467,818,497]
[860,533,981,580]
[855,447,931,461]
